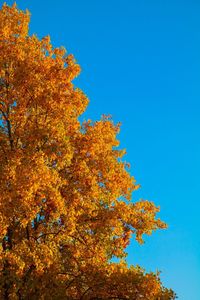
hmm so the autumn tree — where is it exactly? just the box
[0,3,175,299]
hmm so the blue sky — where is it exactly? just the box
[3,0,200,299]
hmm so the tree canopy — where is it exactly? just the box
[0,3,176,299]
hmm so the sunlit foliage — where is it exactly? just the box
[0,3,175,299]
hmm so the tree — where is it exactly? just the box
[0,3,175,299]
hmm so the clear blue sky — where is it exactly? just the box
[3,0,200,299]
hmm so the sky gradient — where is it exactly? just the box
[3,0,200,299]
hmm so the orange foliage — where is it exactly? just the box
[0,3,175,299]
